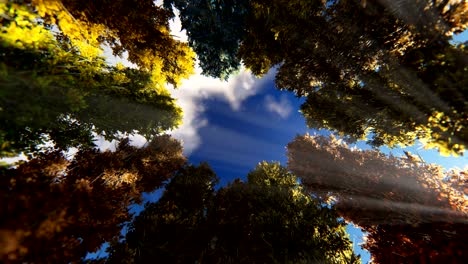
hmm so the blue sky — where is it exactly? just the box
[188,86,306,185]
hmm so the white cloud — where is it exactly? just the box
[101,45,137,68]
[93,133,148,152]
[164,11,276,155]
[0,153,27,165]
[98,10,275,155]
[167,12,188,42]
[264,94,293,119]
[168,67,274,155]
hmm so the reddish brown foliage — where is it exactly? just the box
[287,134,468,263]
[0,135,185,263]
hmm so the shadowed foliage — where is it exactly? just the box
[163,0,249,79]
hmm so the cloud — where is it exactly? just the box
[168,67,274,155]
[98,9,275,155]
[164,11,278,155]
[264,94,293,119]
[93,133,148,152]
[0,153,27,165]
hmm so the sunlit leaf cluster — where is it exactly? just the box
[25,0,196,86]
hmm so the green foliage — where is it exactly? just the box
[103,162,360,264]
[105,163,218,264]
[243,0,468,155]
[247,161,297,187]
[0,2,184,157]
[164,0,249,79]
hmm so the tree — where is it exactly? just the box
[167,0,468,155]
[103,163,219,264]
[287,134,468,263]
[102,162,360,264]
[0,135,186,263]
[163,0,250,79]
[0,2,193,157]
[207,161,359,264]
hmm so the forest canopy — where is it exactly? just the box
[1,2,194,260]
[1,135,186,262]
[1,0,468,263]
